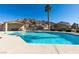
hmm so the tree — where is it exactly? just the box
[45,4,51,30]
[54,22,71,31]
[72,23,78,29]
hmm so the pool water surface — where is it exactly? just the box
[9,32,79,45]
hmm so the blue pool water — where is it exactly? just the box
[10,32,79,45]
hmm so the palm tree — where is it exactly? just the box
[45,4,51,30]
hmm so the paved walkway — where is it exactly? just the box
[0,32,79,54]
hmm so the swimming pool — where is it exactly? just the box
[9,32,79,45]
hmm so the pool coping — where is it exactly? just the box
[0,31,79,54]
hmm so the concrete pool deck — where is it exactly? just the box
[0,32,79,54]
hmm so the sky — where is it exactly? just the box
[0,4,79,24]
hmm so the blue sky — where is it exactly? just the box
[0,4,79,24]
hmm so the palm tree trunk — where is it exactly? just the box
[48,11,50,30]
